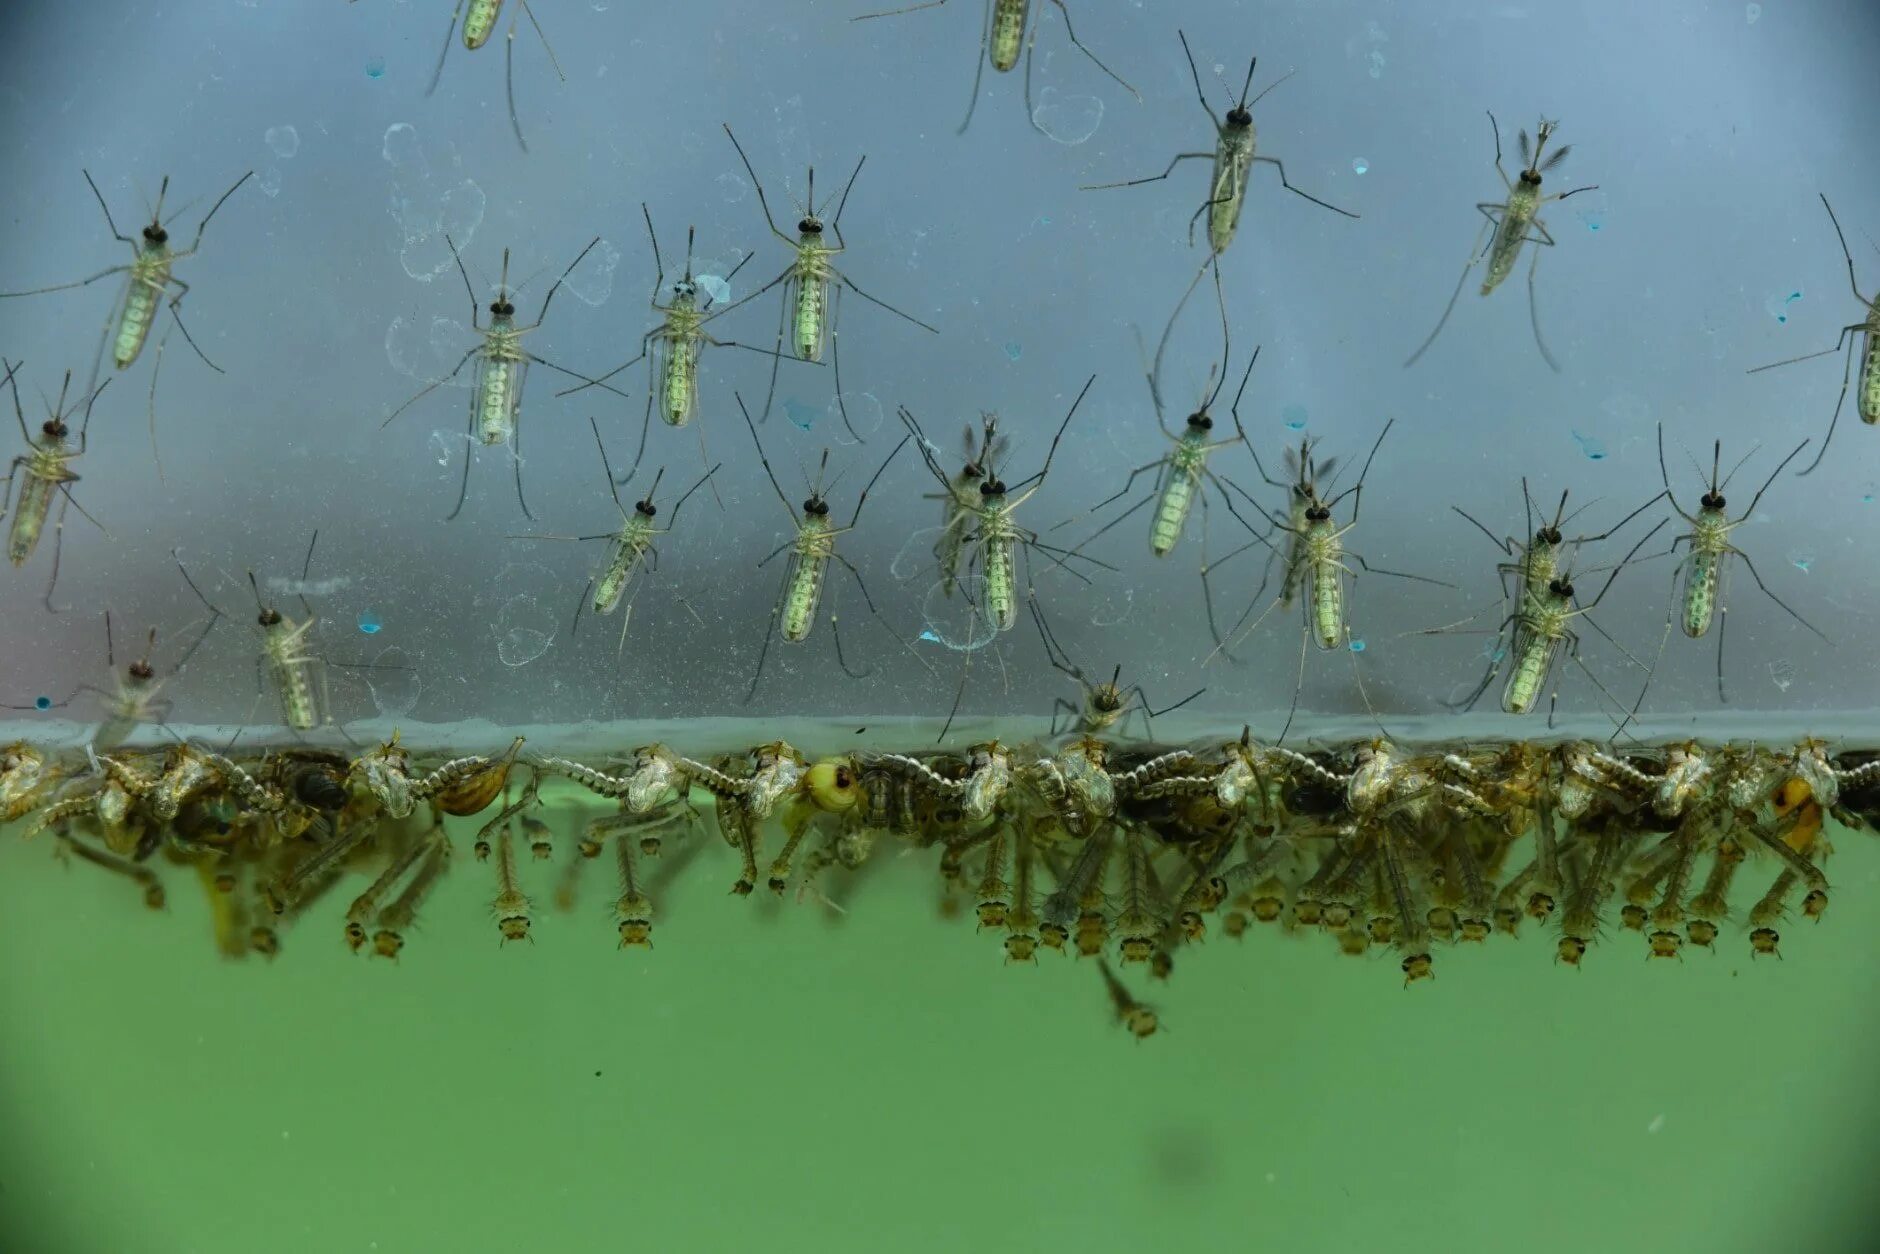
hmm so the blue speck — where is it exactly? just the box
[1790,556,1812,574]
[33,696,52,711]
[782,398,817,432]
[1570,430,1607,461]
[1282,404,1308,431]
[1003,341,1022,362]
[357,610,383,635]
[366,56,386,79]
[1351,157,1369,175]
[918,629,941,644]
[1348,639,1366,653]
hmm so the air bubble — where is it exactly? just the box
[1282,405,1309,431]
[357,610,383,635]
[1351,157,1369,175]
[1349,639,1366,653]
[918,577,999,652]
[1031,88,1104,146]
[264,125,300,158]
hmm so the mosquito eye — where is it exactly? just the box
[798,218,820,234]
[1227,108,1251,127]
[639,502,657,517]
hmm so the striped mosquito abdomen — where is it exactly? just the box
[983,524,1019,632]
[1681,512,1729,638]
[463,0,506,50]
[115,255,169,369]
[1482,185,1539,296]
[593,524,653,617]
[1502,629,1556,716]
[263,620,321,732]
[1151,437,1207,557]
[1306,523,1344,649]
[991,0,1029,72]
[1208,125,1255,256]
[660,309,704,426]
[475,329,526,446]
[1860,315,1880,425]
[7,471,56,566]
[782,515,833,642]
[792,254,831,361]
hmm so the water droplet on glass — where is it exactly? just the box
[1090,587,1134,628]
[1351,157,1369,175]
[1745,3,1762,23]
[365,55,386,79]
[1348,639,1366,653]
[562,239,621,307]
[830,391,885,446]
[891,526,945,582]
[1764,289,1803,324]
[1767,657,1794,693]
[1367,49,1386,79]
[716,171,748,204]
[357,610,383,635]
[494,593,555,667]
[1570,430,1607,461]
[257,167,283,198]
[919,577,999,652]
[1282,404,1309,431]
[366,646,421,719]
[265,125,300,158]
[1861,481,1876,504]
[1004,341,1022,362]
[695,274,732,306]
[782,398,818,432]
[1788,551,1813,574]
[1031,88,1104,145]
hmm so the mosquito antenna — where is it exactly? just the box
[1326,419,1394,512]
[1246,67,1296,111]
[1234,52,1258,109]
[246,570,269,614]
[1005,373,1095,493]
[299,531,320,583]
[104,609,117,667]
[849,434,910,528]
[682,224,696,281]
[1740,438,1810,520]
[1718,441,1761,493]
[667,462,722,525]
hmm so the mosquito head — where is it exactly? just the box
[142,222,169,245]
[1701,489,1726,512]
[672,277,698,302]
[247,571,282,627]
[128,659,156,682]
[1185,410,1214,432]
[1521,119,1570,184]
[1225,105,1253,129]
[1549,576,1574,600]
[1305,503,1331,523]
[1537,524,1563,546]
[490,298,516,318]
[798,215,824,237]
[959,458,985,481]
[634,498,658,519]
[980,477,1008,498]
[803,494,830,517]
[41,418,68,440]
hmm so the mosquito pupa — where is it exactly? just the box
[1404,114,1597,372]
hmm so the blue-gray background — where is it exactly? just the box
[2,0,1877,734]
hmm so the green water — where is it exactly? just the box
[2,762,1875,1253]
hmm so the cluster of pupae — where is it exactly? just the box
[4,731,1876,1038]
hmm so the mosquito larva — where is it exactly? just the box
[1097,956,1158,1040]
[373,836,449,959]
[345,830,439,953]
[1081,30,1353,254]
[1404,114,1596,372]
[614,831,653,948]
